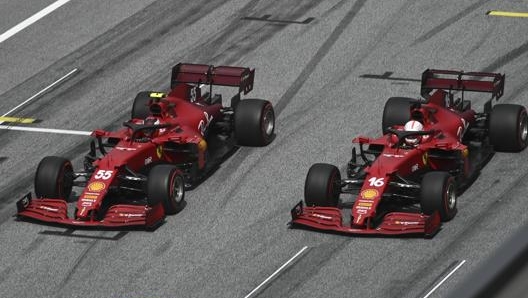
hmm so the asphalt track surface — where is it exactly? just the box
[0,0,528,297]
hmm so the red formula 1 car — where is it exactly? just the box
[16,63,275,228]
[291,69,528,237]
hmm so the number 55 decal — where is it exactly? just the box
[368,177,385,187]
[94,170,113,180]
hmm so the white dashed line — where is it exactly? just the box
[422,260,466,298]
[244,246,309,298]
[0,0,73,44]
[0,125,91,136]
[0,68,79,123]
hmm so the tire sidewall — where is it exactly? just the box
[35,156,73,200]
[304,163,341,207]
[147,165,185,215]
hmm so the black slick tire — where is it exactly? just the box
[131,91,157,120]
[489,104,528,152]
[147,165,185,215]
[382,97,414,134]
[304,163,341,207]
[34,156,74,200]
[234,99,275,146]
[420,171,457,222]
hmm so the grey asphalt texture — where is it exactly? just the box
[1,0,528,297]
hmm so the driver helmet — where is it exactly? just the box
[144,116,160,137]
[403,120,423,145]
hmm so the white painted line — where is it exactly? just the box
[0,0,73,44]
[0,125,91,136]
[422,260,466,298]
[244,246,309,298]
[1,68,78,122]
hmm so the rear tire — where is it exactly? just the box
[147,165,185,215]
[234,99,275,146]
[382,97,414,134]
[420,171,457,222]
[35,156,73,200]
[131,91,158,119]
[304,163,341,207]
[489,104,528,152]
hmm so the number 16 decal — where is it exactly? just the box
[368,177,384,187]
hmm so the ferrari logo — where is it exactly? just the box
[422,152,428,165]
[156,145,163,158]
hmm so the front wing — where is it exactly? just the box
[16,193,165,228]
[290,201,441,237]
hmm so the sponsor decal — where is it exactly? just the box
[383,153,404,158]
[145,156,153,165]
[197,111,213,136]
[40,206,59,212]
[87,181,105,192]
[395,221,420,225]
[119,213,144,218]
[355,214,363,223]
[357,209,367,214]
[83,194,98,199]
[115,147,137,151]
[156,145,163,158]
[356,206,370,210]
[198,139,207,152]
[411,163,419,172]
[360,189,379,199]
[358,202,372,207]
[310,213,332,220]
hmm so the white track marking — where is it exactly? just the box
[0,125,91,136]
[0,0,73,44]
[422,260,466,298]
[244,246,309,298]
[0,68,78,124]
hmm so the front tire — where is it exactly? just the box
[234,99,275,146]
[489,104,528,152]
[147,165,185,215]
[35,156,73,200]
[304,163,341,207]
[420,171,457,222]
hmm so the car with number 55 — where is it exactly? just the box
[17,63,275,228]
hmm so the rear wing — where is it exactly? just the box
[171,63,255,95]
[421,69,505,100]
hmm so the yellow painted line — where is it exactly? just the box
[0,116,37,124]
[487,10,528,18]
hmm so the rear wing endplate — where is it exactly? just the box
[421,69,505,100]
[171,63,255,95]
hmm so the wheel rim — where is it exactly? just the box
[519,113,528,142]
[446,182,456,210]
[170,175,184,203]
[262,107,275,136]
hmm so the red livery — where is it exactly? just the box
[17,63,275,228]
[291,69,527,237]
